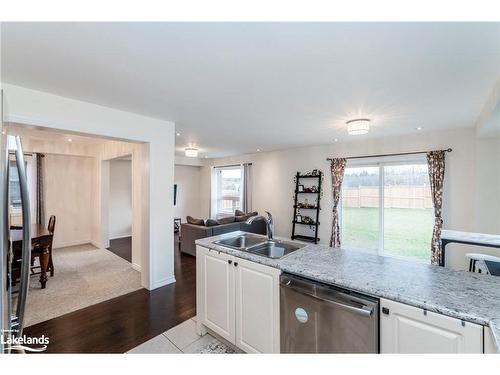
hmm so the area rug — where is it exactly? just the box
[24,244,142,327]
[198,340,236,354]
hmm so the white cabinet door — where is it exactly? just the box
[380,298,483,353]
[197,246,235,343]
[234,258,281,353]
[484,327,497,354]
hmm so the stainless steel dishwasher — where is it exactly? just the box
[280,273,379,353]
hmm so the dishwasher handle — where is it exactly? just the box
[281,277,375,318]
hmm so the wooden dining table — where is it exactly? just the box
[11,224,52,289]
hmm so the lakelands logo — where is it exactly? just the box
[1,330,49,352]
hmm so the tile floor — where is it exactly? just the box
[127,317,238,354]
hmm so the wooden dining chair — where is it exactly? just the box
[31,235,52,289]
[30,215,56,281]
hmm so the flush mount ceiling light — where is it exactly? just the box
[185,147,199,157]
[346,118,370,135]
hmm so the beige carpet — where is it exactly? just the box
[24,244,142,327]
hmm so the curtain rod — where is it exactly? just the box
[326,148,452,161]
[212,163,252,169]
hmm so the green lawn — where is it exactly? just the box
[342,207,433,262]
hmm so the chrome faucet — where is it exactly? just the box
[246,211,274,241]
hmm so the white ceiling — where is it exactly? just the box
[2,22,499,157]
[8,123,107,145]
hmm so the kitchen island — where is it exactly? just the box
[196,231,500,353]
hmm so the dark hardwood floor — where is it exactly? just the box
[24,235,196,353]
[107,236,132,262]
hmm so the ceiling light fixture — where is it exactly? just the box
[416,127,422,131]
[67,138,73,142]
[334,138,338,142]
[346,118,370,135]
[176,132,181,136]
[185,147,199,158]
[256,148,261,152]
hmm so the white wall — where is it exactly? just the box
[5,126,98,248]
[44,154,94,248]
[201,127,500,271]
[3,84,176,290]
[174,165,202,221]
[109,159,132,239]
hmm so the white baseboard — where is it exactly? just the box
[132,263,141,272]
[152,275,176,289]
[109,233,132,240]
[53,239,92,249]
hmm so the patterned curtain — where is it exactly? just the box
[36,153,46,226]
[330,158,347,247]
[427,150,446,265]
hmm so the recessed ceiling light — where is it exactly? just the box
[67,138,73,142]
[256,149,261,152]
[204,155,208,159]
[416,127,422,131]
[346,118,370,135]
[334,138,338,142]
[176,132,181,136]
[185,147,199,158]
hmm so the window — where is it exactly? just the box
[212,166,242,217]
[9,159,25,208]
[8,153,37,226]
[341,158,433,262]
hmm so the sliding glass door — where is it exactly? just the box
[382,164,433,261]
[341,158,433,262]
[341,166,380,252]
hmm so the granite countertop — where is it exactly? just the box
[196,231,500,352]
[442,229,500,247]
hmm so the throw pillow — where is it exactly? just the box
[235,211,259,222]
[186,216,205,226]
[205,219,219,227]
[235,214,249,222]
[217,216,236,225]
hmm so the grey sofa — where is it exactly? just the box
[180,219,267,257]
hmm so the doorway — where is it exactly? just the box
[5,123,145,326]
[107,156,133,263]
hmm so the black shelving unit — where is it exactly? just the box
[291,171,322,244]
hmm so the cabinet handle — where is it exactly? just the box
[382,307,390,315]
[234,262,238,267]
[228,260,232,265]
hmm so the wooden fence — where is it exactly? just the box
[343,185,432,209]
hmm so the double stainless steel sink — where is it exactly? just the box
[214,233,304,259]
